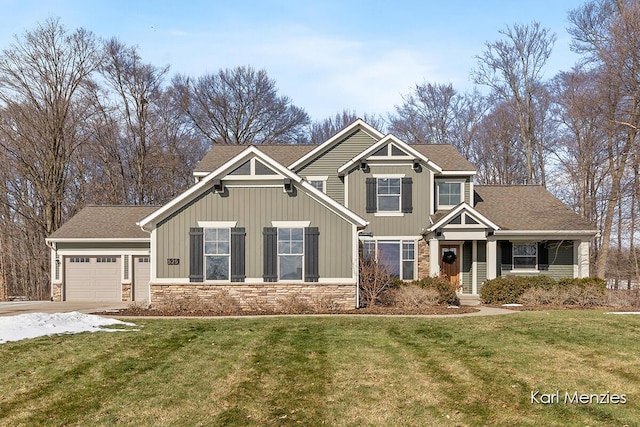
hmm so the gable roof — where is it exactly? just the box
[139,146,368,229]
[289,119,385,170]
[411,145,476,173]
[429,202,500,231]
[47,206,159,240]
[193,144,316,175]
[337,134,442,176]
[474,185,597,233]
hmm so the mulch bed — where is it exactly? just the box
[100,304,480,317]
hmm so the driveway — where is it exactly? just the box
[0,301,130,317]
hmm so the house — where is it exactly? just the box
[46,119,597,308]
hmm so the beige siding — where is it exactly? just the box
[55,242,149,251]
[156,186,354,279]
[347,164,430,236]
[296,129,379,203]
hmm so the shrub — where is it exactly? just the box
[608,289,640,307]
[557,277,607,289]
[390,285,440,310]
[520,287,568,306]
[277,293,312,314]
[563,284,607,307]
[311,295,340,313]
[480,276,556,304]
[359,259,395,307]
[408,275,459,305]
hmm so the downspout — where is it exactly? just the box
[45,240,57,301]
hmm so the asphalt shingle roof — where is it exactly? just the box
[473,185,595,231]
[48,206,160,239]
[193,144,317,173]
[412,144,476,172]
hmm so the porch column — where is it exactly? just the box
[486,239,497,280]
[472,240,478,294]
[575,239,590,278]
[429,238,440,277]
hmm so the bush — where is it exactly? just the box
[408,275,459,305]
[389,285,440,310]
[277,293,312,314]
[557,277,607,289]
[480,276,559,304]
[359,259,395,307]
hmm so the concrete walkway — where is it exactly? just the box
[0,300,517,318]
[0,301,130,317]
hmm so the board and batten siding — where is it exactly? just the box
[295,129,379,204]
[497,240,574,279]
[462,241,472,293]
[155,186,354,280]
[347,164,430,236]
[477,240,487,292]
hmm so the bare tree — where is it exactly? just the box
[0,18,101,299]
[472,22,556,186]
[569,0,640,278]
[179,66,310,145]
[309,109,386,144]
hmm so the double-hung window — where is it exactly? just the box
[204,228,230,280]
[278,228,304,280]
[377,178,401,212]
[513,242,537,270]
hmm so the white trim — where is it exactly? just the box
[151,278,356,285]
[439,170,477,176]
[55,249,150,256]
[305,175,328,181]
[486,239,497,280]
[290,119,385,170]
[353,225,360,308]
[435,179,465,210]
[344,173,349,208]
[429,202,500,232]
[150,229,157,283]
[509,269,540,274]
[151,278,191,284]
[123,254,132,284]
[429,238,440,277]
[372,173,405,179]
[46,238,149,243]
[374,212,404,217]
[493,230,598,237]
[271,220,311,228]
[198,221,237,228]
[469,181,475,207]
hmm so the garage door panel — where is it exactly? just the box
[133,256,150,302]
[65,256,121,302]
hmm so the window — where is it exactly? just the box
[138,257,150,263]
[278,228,304,280]
[310,180,324,192]
[69,257,89,263]
[513,243,537,269]
[204,228,230,280]
[362,240,415,280]
[97,257,116,263]
[438,182,462,207]
[377,178,401,212]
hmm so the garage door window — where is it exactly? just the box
[97,257,117,263]
[70,257,90,263]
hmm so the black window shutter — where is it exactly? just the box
[231,227,246,282]
[263,227,278,282]
[538,242,549,270]
[304,227,319,282]
[366,178,377,213]
[501,241,513,271]
[401,177,413,213]
[189,227,204,282]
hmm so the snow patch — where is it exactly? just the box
[0,312,137,344]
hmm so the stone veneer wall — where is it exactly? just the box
[416,238,430,279]
[52,283,62,302]
[122,284,132,301]
[151,283,357,311]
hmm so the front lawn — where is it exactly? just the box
[1,311,639,426]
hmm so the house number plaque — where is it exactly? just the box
[167,258,180,265]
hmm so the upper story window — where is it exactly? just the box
[377,178,401,212]
[306,176,328,193]
[366,176,412,215]
[437,182,462,208]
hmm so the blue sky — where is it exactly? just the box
[0,0,586,120]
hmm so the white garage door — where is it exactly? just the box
[133,256,151,302]
[65,256,121,301]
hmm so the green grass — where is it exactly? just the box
[1,311,639,426]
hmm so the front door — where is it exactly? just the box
[440,245,460,286]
